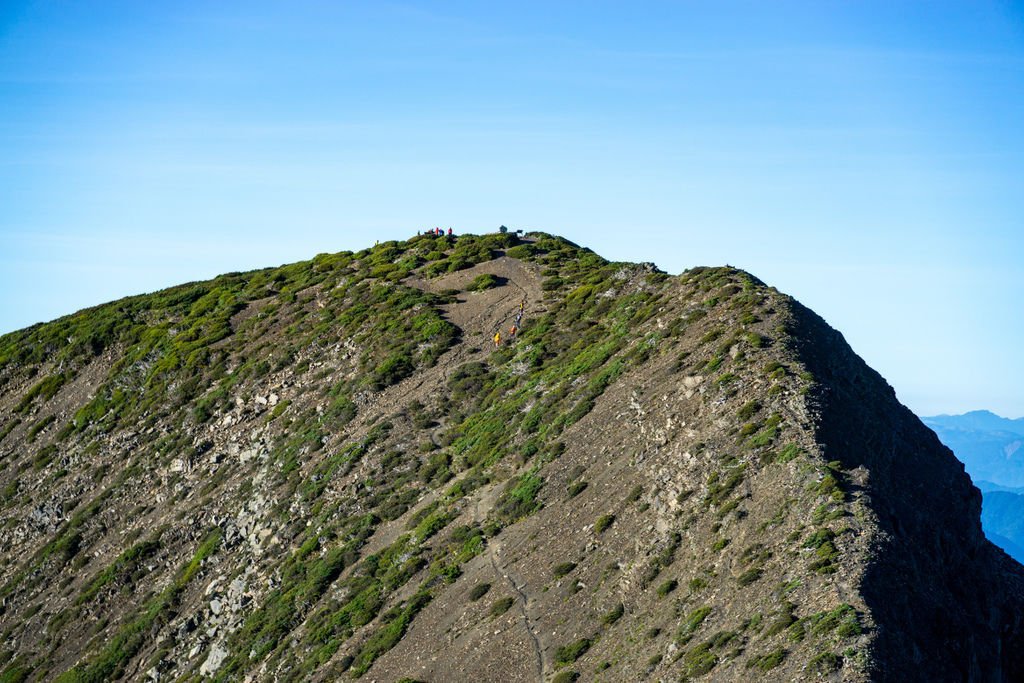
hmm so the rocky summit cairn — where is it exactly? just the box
[0,232,1022,682]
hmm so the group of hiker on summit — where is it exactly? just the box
[421,227,454,237]
[494,298,526,348]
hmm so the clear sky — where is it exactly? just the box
[1,1,1022,417]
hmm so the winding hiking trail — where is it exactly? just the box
[347,248,549,580]
[475,487,548,682]
[357,251,544,429]
[492,539,547,681]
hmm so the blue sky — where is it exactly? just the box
[1,1,1022,417]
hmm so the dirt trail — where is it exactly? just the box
[353,253,545,562]
[475,486,548,682]
[492,540,546,682]
[327,250,552,676]
[410,254,546,346]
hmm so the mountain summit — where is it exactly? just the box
[1,232,1022,682]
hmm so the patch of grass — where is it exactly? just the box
[0,660,31,683]
[467,273,501,291]
[490,596,514,617]
[764,602,797,636]
[688,576,708,592]
[0,419,21,444]
[566,481,588,498]
[808,604,861,639]
[716,372,737,387]
[626,484,644,503]
[737,568,763,587]
[553,562,577,579]
[495,469,544,524]
[15,373,68,413]
[804,528,840,574]
[682,643,718,677]
[656,579,678,597]
[551,671,579,683]
[705,463,746,507]
[554,638,592,666]
[76,537,162,606]
[775,443,802,463]
[809,651,841,674]
[469,583,491,601]
[33,444,58,470]
[602,603,624,625]
[737,400,760,420]
[594,514,615,533]
[746,648,786,671]
[26,414,56,442]
[676,606,712,645]
[748,413,782,448]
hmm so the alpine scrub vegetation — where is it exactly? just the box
[0,231,1022,682]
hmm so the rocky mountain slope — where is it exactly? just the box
[1,232,1022,682]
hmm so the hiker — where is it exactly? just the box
[447,227,453,236]
[493,331,501,347]
[509,324,517,338]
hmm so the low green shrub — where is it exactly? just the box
[594,514,615,533]
[746,648,786,671]
[676,606,711,645]
[737,400,760,420]
[737,568,762,586]
[656,579,678,597]
[554,638,591,666]
[602,603,624,625]
[468,274,501,292]
[809,651,841,674]
[682,643,717,677]
[489,597,514,617]
[566,481,588,498]
[553,562,577,579]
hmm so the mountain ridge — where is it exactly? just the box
[922,412,1024,488]
[1,232,1022,682]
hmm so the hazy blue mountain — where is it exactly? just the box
[922,410,1024,487]
[922,411,1024,565]
[925,410,1024,436]
[975,480,1024,495]
[988,533,1024,564]
[981,492,1024,564]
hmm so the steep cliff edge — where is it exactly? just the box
[0,232,1021,682]
[789,302,1024,681]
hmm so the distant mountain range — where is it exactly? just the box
[980,492,1024,564]
[923,411,1024,564]
[922,411,1024,487]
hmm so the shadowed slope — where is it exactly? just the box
[787,300,1024,681]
